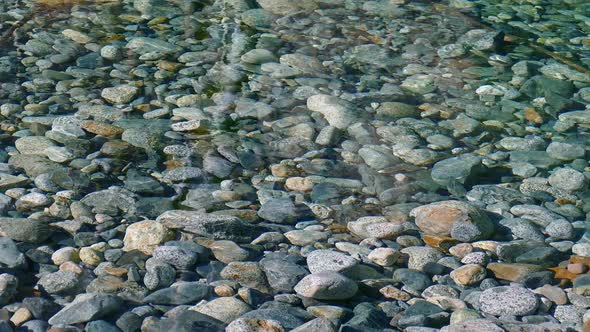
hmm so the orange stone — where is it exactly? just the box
[488,263,543,282]
[81,120,124,137]
[379,285,411,301]
[524,108,543,124]
[570,256,590,267]
[549,267,579,281]
[423,234,458,253]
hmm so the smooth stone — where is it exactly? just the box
[306,249,358,274]
[157,210,255,243]
[307,94,360,129]
[48,293,122,325]
[479,286,539,316]
[101,85,138,104]
[0,218,52,243]
[123,220,171,255]
[191,297,251,324]
[143,282,210,305]
[450,264,487,286]
[410,200,494,242]
[294,272,358,300]
[347,216,404,239]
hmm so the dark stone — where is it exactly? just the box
[144,309,225,332]
[116,312,142,332]
[393,269,432,291]
[142,282,210,305]
[23,297,62,320]
[259,254,309,293]
[240,302,312,330]
[340,302,392,332]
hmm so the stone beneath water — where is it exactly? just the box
[479,286,538,316]
[48,294,122,325]
[156,210,255,242]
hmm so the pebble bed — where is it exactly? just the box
[0,0,589,331]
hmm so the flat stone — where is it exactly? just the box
[0,238,26,268]
[479,286,539,316]
[307,94,361,129]
[0,173,28,190]
[48,293,122,325]
[284,230,329,246]
[294,272,358,300]
[143,282,210,305]
[0,218,52,243]
[306,249,358,274]
[347,216,404,239]
[190,297,251,324]
[126,37,180,54]
[157,210,255,243]
[226,317,284,332]
[101,85,138,104]
[14,136,56,155]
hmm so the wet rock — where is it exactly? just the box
[190,297,251,324]
[306,249,358,274]
[48,293,122,325]
[0,218,52,243]
[479,286,539,316]
[347,216,405,239]
[123,220,172,255]
[307,94,361,129]
[0,274,17,305]
[0,237,26,268]
[259,254,308,293]
[157,210,255,243]
[220,262,272,294]
[143,282,210,305]
[294,272,358,300]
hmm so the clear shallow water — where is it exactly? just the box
[0,0,590,330]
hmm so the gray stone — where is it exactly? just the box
[292,318,336,332]
[37,270,79,294]
[307,94,360,129]
[0,218,52,243]
[101,85,138,104]
[125,37,180,54]
[548,168,586,192]
[479,286,538,316]
[157,210,255,243]
[48,293,122,325]
[260,255,309,293]
[294,272,358,300]
[143,282,210,305]
[306,249,358,274]
[258,198,297,224]
[0,237,26,268]
[546,142,585,161]
[190,297,251,324]
[401,246,444,271]
[0,274,17,305]
[431,154,482,186]
[152,245,198,270]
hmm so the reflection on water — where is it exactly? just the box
[0,0,590,330]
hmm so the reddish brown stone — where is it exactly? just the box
[488,263,543,282]
[423,234,458,253]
